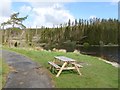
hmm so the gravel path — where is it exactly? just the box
[1,50,54,88]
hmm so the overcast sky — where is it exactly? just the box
[0,0,119,28]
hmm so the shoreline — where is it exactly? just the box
[98,58,120,68]
[78,45,119,47]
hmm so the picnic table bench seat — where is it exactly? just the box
[71,63,83,68]
[48,61,60,70]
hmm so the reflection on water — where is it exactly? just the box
[79,46,119,64]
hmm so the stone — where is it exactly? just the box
[73,50,80,54]
[58,49,66,53]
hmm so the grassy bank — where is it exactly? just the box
[3,47,119,88]
[0,58,10,89]
[0,58,2,89]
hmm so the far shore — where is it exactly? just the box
[78,45,119,47]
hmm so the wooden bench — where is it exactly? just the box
[71,63,83,68]
[48,61,60,70]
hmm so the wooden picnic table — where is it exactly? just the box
[48,56,82,77]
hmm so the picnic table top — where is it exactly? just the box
[54,56,76,62]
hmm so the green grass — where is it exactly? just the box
[3,47,119,88]
[0,58,10,89]
[0,58,2,89]
[0,46,10,89]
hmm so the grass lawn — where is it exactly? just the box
[3,47,119,88]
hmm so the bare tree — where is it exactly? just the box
[1,12,28,47]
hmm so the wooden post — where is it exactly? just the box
[74,64,82,75]
[56,62,67,77]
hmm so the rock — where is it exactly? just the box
[14,70,18,73]
[9,66,18,73]
[34,47,44,51]
[19,82,24,85]
[52,48,56,51]
[73,50,80,54]
[58,49,66,53]
[35,66,41,69]
[52,48,58,52]
[23,72,28,75]
[12,69,18,73]
[28,48,34,51]
[48,50,51,52]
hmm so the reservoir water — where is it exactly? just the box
[79,46,120,64]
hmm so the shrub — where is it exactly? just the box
[42,40,76,52]
[63,40,76,52]
[44,44,56,50]
[99,41,104,46]
[108,43,113,46]
[83,42,90,49]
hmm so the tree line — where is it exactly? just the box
[39,18,119,45]
[37,18,119,51]
[1,12,120,51]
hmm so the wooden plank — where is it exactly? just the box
[63,67,76,70]
[74,64,82,75]
[55,56,75,62]
[48,61,60,69]
[56,62,67,77]
[71,63,83,68]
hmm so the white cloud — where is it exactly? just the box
[0,0,12,17]
[111,0,119,2]
[22,2,75,28]
[10,0,80,2]
[89,15,97,19]
[110,0,119,5]
[19,5,32,15]
[0,16,9,26]
[10,0,120,2]
[0,0,12,25]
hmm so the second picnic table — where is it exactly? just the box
[48,56,82,77]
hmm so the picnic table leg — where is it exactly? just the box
[74,64,82,75]
[56,62,67,77]
[53,58,56,62]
